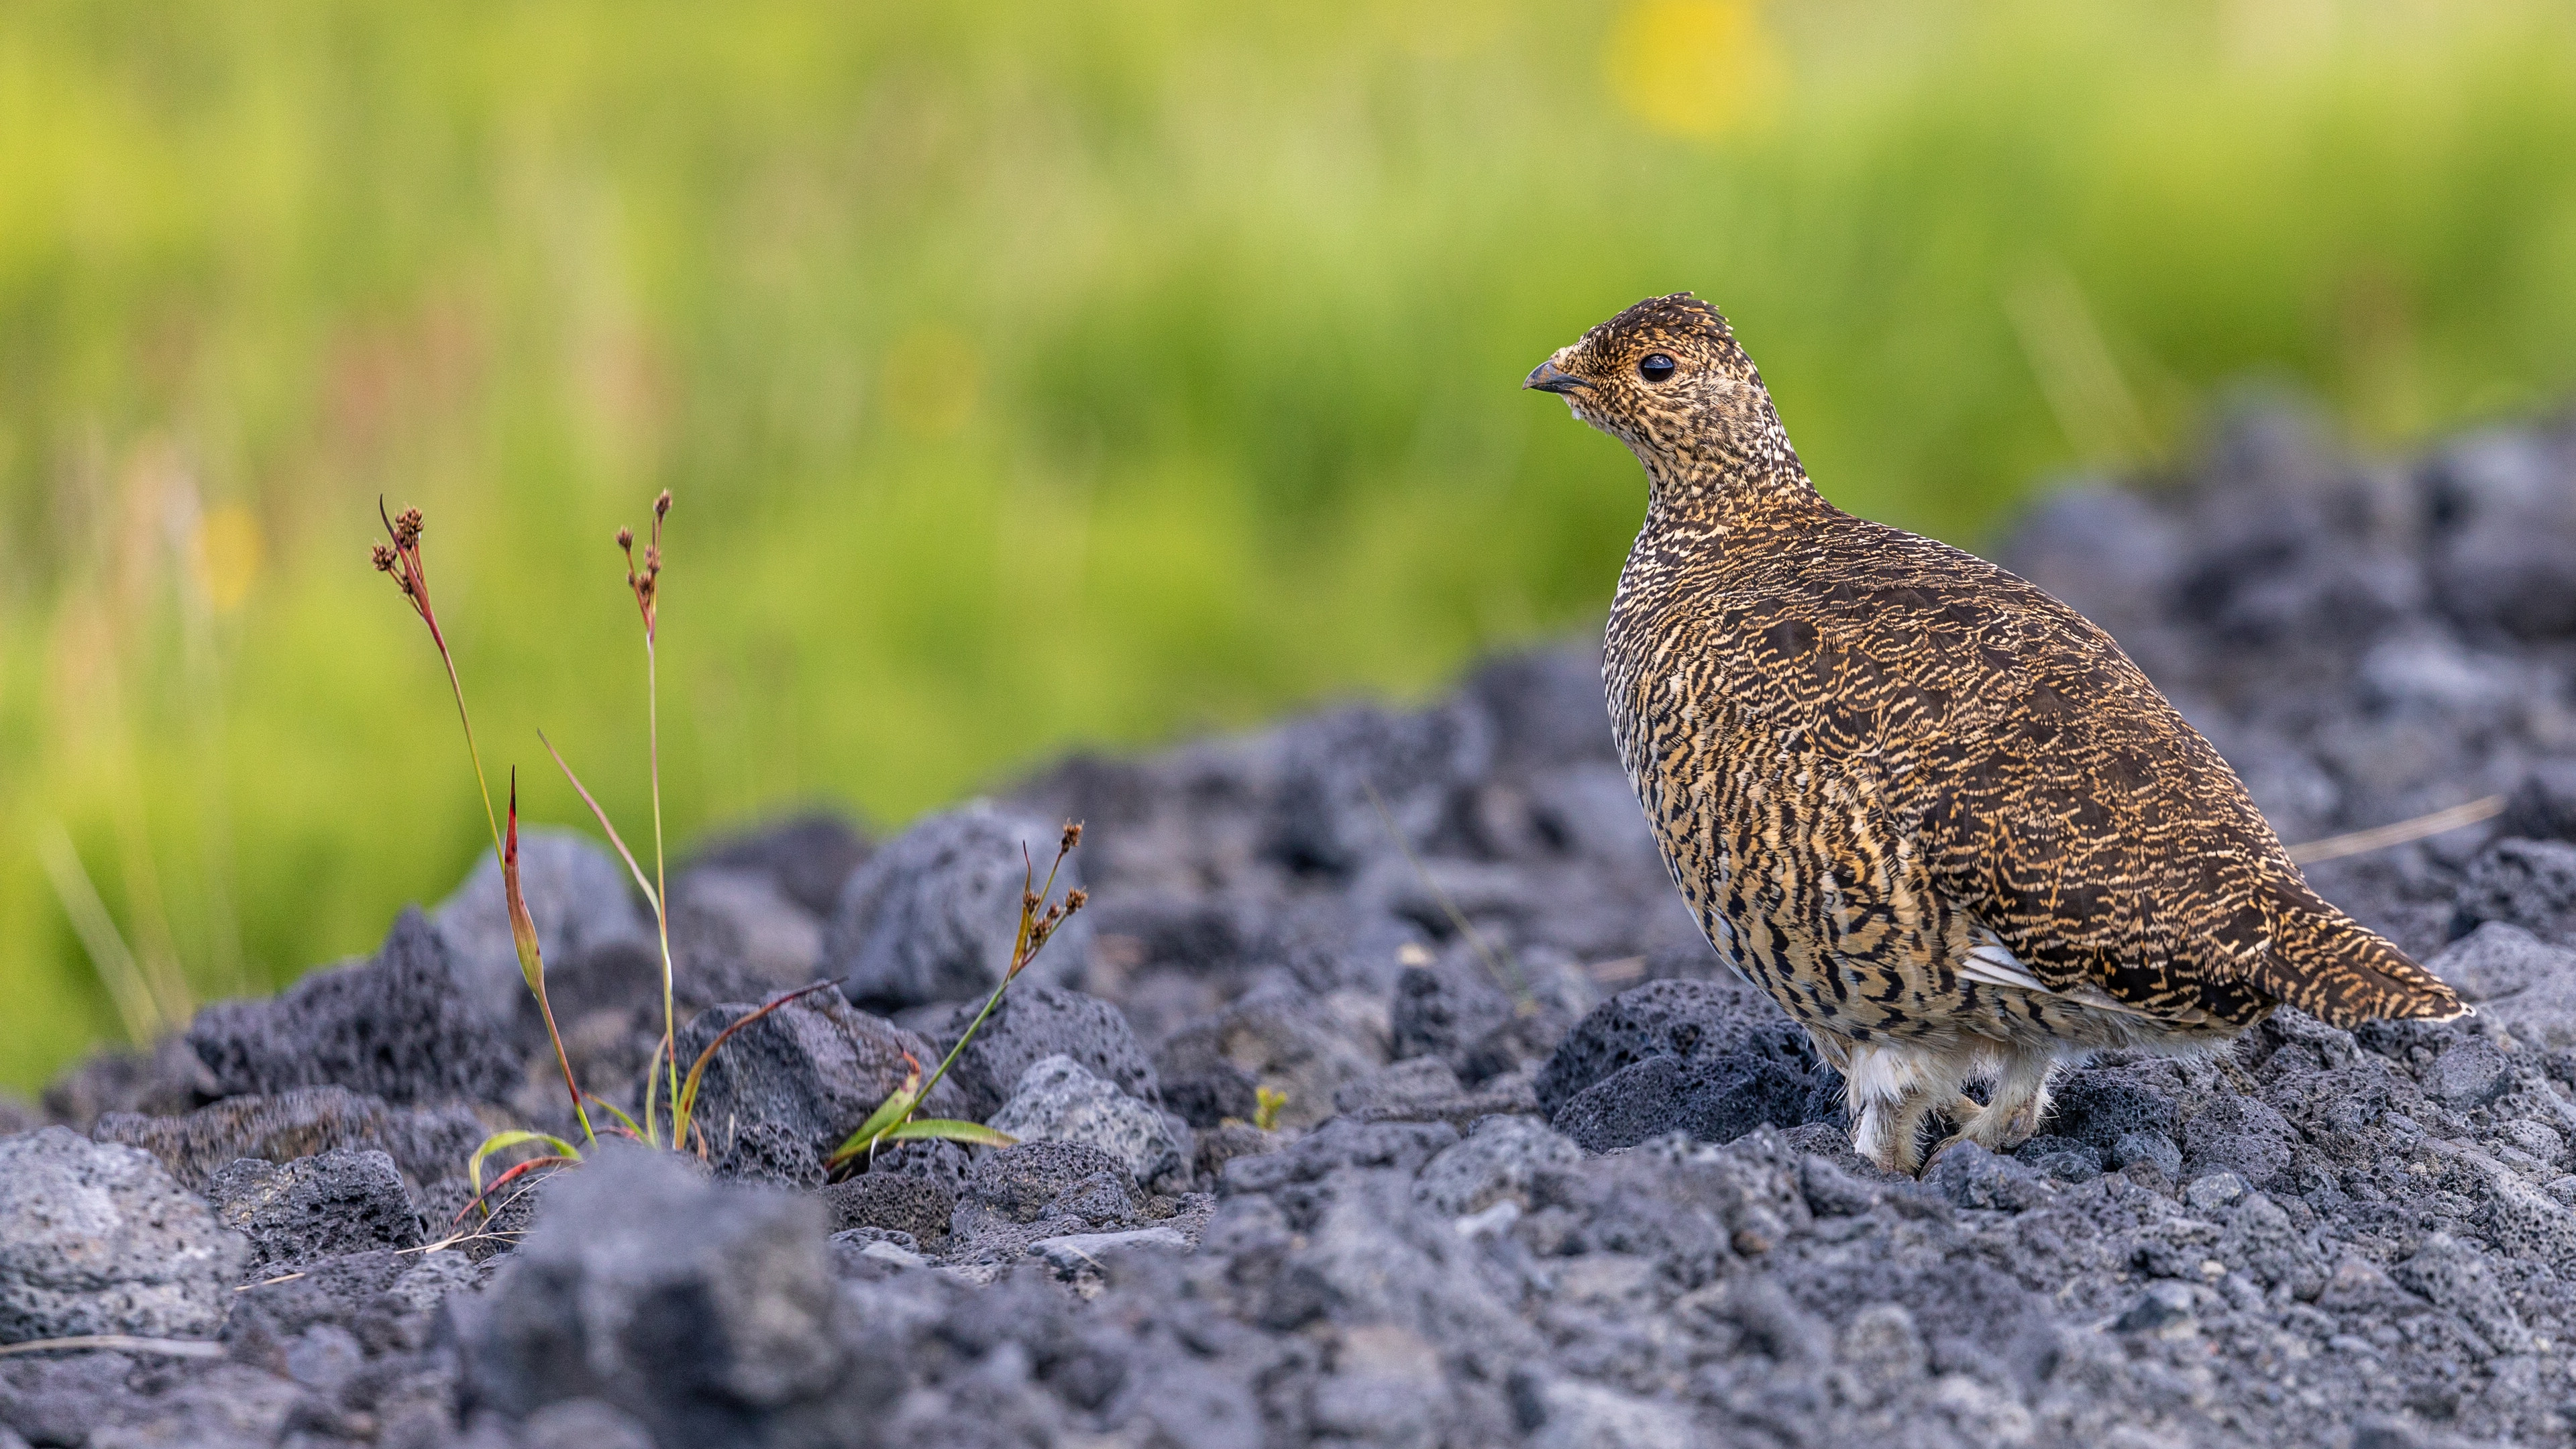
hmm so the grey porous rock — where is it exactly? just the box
[93,1083,486,1195]
[925,981,1161,1121]
[462,1144,896,1444]
[829,802,1095,1011]
[663,989,963,1188]
[0,1128,249,1342]
[186,907,520,1106]
[207,1148,424,1270]
[988,1054,1189,1191]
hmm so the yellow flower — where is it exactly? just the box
[1603,0,1786,140]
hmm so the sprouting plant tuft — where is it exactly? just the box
[1253,1085,1287,1132]
[825,822,1089,1175]
[378,489,1083,1219]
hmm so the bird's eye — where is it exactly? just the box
[1638,353,1677,383]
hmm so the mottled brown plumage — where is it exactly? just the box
[1527,292,2465,1173]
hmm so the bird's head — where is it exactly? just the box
[1524,292,1801,500]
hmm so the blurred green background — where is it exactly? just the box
[5,0,2574,1090]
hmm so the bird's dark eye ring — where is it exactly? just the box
[1638,353,1677,383]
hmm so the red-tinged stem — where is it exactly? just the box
[539,990,591,1142]
[450,1155,574,1226]
[381,497,498,860]
[672,980,839,1153]
[509,776,595,1144]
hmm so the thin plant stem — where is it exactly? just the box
[2282,794,2505,865]
[647,634,678,1148]
[535,731,660,910]
[831,846,1070,1175]
[437,622,503,859]
[378,500,499,857]
[535,725,665,1144]
[380,504,584,1142]
[908,974,1009,1137]
[507,773,595,1144]
[905,845,1070,1127]
[616,494,680,1148]
[542,996,593,1142]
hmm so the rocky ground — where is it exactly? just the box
[7,400,2576,1448]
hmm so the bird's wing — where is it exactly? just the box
[1909,619,2464,1029]
[1717,519,2308,1026]
[1956,920,2224,1027]
[1907,589,2285,1022]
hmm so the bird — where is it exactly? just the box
[1524,292,2466,1175]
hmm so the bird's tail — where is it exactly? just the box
[2244,882,2467,1027]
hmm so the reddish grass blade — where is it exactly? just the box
[670,980,840,1152]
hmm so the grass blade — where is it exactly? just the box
[507,774,594,1144]
[582,1090,646,1141]
[36,824,162,1044]
[671,980,839,1150]
[468,1128,581,1199]
[537,729,661,915]
[878,1120,1016,1148]
[2282,795,2505,866]
[826,1061,924,1173]
[830,1091,918,1165]
[452,1153,576,1226]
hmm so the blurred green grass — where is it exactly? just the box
[5,0,2574,1089]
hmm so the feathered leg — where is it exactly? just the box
[1842,1041,1944,1175]
[1955,1046,2057,1152]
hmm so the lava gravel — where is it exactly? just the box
[5,402,2576,1447]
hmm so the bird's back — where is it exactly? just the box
[1605,492,2461,1034]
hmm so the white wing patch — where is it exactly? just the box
[1957,922,2208,1025]
[1957,934,2049,992]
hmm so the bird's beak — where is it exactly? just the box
[1523,360,1589,394]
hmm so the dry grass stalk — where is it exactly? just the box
[2284,795,2506,866]
[0,1336,227,1360]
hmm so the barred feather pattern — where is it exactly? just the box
[1536,293,2463,1168]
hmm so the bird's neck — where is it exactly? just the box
[1638,417,1822,535]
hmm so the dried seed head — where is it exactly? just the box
[393,508,423,547]
[371,543,397,572]
[654,489,672,521]
[616,527,634,551]
[1061,821,1083,851]
[1064,888,1089,912]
